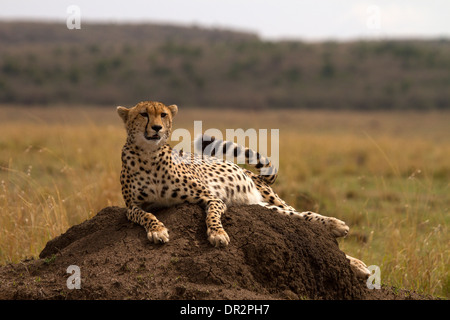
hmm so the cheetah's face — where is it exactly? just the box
[117,101,178,150]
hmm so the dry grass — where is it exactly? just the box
[0,105,448,298]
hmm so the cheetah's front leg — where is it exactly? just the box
[127,205,169,244]
[205,198,230,247]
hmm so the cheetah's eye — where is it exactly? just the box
[140,112,148,118]
[161,113,167,118]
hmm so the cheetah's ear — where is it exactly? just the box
[117,106,129,123]
[168,104,178,118]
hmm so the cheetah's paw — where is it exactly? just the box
[147,226,169,244]
[326,217,349,238]
[346,255,371,279]
[207,228,230,247]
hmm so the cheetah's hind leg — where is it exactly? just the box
[346,255,371,279]
[263,204,350,238]
[251,177,350,238]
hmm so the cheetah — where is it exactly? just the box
[117,100,371,279]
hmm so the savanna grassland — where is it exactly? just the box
[0,106,448,298]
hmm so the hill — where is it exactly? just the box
[0,204,434,300]
[1,21,450,109]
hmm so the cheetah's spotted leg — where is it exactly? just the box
[265,206,349,238]
[205,198,230,247]
[346,255,371,279]
[127,205,169,244]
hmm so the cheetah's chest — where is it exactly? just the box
[136,166,184,207]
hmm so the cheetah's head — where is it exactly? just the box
[117,101,178,150]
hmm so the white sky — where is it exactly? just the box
[1,0,449,41]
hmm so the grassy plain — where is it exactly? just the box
[0,105,448,298]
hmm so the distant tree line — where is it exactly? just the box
[1,22,450,110]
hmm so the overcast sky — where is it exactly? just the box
[1,0,449,41]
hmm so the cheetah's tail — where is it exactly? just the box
[194,134,278,185]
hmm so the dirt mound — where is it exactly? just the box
[0,204,433,300]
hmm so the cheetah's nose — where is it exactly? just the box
[152,125,162,132]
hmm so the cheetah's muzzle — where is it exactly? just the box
[144,132,161,141]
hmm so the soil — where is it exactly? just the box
[0,204,435,300]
